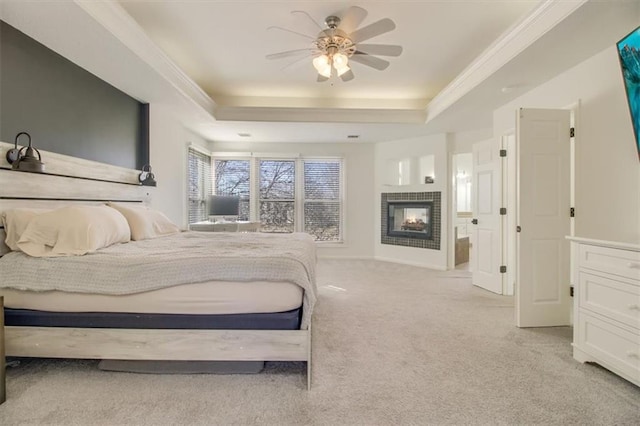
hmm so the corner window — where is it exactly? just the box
[187,148,211,224]
[214,159,251,221]
[211,155,344,242]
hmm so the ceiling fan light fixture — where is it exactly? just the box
[313,55,332,78]
[333,52,348,68]
[313,54,329,70]
[335,63,350,77]
[267,6,400,82]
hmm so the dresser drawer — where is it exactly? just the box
[578,272,640,329]
[577,312,640,382]
[578,244,640,281]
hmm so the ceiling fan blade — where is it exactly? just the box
[266,48,314,60]
[281,54,314,72]
[351,53,390,71]
[338,6,368,34]
[291,10,323,31]
[317,74,329,83]
[340,69,355,82]
[267,26,315,41]
[356,44,402,57]
[349,18,396,43]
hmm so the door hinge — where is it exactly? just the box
[500,265,507,273]
[516,225,521,233]
[500,207,507,215]
[499,149,507,157]
[570,127,575,138]
[471,218,478,225]
[570,286,574,297]
[570,207,575,218]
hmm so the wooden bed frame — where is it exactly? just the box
[0,141,312,389]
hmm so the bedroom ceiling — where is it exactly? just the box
[117,0,537,111]
[2,1,635,144]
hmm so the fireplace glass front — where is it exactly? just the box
[387,201,433,240]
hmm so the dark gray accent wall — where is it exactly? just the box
[0,21,148,170]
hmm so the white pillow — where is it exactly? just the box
[107,202,180,241]
[1,208,50,251]
[17,205,131,257]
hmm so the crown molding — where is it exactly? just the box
[424,0,588,123]
[214,106,426,124]
[74,0,217,117]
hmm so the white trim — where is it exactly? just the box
[374,256,448,271]
[566,237,640,252]
[425,0,588,123]
[74,0,216,117]
[188,142,212,157]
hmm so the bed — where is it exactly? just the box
[0,141,316,389]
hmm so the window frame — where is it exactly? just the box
[186,145,212,224]
[210,153,345,244]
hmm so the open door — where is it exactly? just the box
[516,108,571,327]
[471,139,503,294]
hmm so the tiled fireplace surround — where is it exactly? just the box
[381,192,441,250]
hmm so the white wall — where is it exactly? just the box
[493,46,640,244]
[448,128,493,154]
[374,134,450,270]
[209,141,376,259]
[149,103,208,228]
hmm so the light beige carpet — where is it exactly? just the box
[1,259,639,425]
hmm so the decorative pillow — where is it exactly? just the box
[107,202,180,241]
[1,208,50,251]
[17,205,131,257]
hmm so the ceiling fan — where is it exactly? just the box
[266,6,402,82]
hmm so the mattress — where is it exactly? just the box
[0,279,303,315]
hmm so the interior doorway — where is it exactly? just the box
[453,152,473,269]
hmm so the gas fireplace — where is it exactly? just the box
[381,192,440,250]
[387,201,433,240]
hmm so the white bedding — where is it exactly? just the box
[0,280,303,315]
[0,231,317,328]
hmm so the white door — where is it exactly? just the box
[471,139,503,294]
[516,108,571,327]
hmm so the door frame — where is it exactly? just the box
[503,102,579,300]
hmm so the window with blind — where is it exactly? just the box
[187,148,211,224]
[214,159,250,221]
[259,160,296,233]
[210,156,343,242]
[303,160,342,241]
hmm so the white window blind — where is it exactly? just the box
[303,160,342,241]
[214,159,251,221]
[187,148,211,224]
[259,160,296,233]
[209,155,344,242]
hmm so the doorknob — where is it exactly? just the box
[471,218,478,225]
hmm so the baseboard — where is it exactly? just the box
[374,256,447,271]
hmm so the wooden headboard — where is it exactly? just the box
[0,141,153,255]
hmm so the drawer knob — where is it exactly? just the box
[627,351,640,359]
[629,304,640,311]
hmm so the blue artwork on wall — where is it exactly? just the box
[617,26,640,160]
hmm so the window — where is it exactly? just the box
[259,160,296,233]
[303,160,342,241]
[210,155,344,242]
[214,159,250,221]
[187,148,211,224]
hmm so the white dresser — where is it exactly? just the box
[568,237,640,387]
